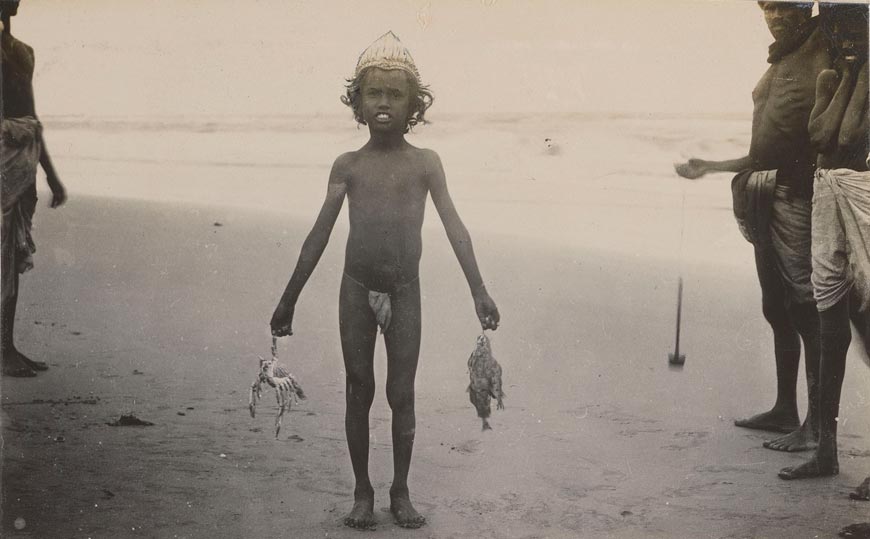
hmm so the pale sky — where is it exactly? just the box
[15,0,811,117]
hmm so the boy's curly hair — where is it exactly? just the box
[340,67,434,133]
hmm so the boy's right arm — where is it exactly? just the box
[270,154,350,336]
[674,155,751,179]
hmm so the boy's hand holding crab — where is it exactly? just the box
[270,301,295,337]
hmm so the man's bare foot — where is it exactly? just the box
[390,488,425,529]
[763,424,818,452]
[839,522,870,538]
[343,486,376,530]
[18,352,48,371]
[1,350,37,377]
[778,456,839,480]
[734,409,800,433]
[849,477,870,501]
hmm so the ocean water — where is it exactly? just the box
[43,112,753,266]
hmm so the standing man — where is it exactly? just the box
[675,1,829,452]
[778,2,869,482]
[1,0,67,377]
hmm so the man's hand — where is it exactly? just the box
[674,158,709,180]
[474,290,500,331]
[48,177,66,208]
[270,301,295,337]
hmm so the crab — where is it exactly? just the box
[249,337,306,438]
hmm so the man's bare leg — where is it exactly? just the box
[850,477,870,501]
[339,275,379,529]
[1,268,36,377]
[838,522,870,538]
[765,302,820,452]
[736,248,802,432]
[384,279,425,529]
[780,297,849,480]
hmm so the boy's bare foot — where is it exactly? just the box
[1,350,37,377]
[18,352,48,371]
[778,456,839,480]
[839,522,870,538]
[390,488,425,529]
[850,477,870,501]
[763,424,818,452]
[343,486,376,530]
[734,409,800,433]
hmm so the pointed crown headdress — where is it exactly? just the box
[353,31,421,84]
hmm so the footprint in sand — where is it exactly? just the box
[618,427,665,438]
[450,439,481,455]
[565,404,659,426]
[662,431,710,451]
[53,248,75,266]
[694,463,765,475]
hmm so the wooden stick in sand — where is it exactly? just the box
[668,276,686,368]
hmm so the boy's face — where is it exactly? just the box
[759,2,811,41]
[360,68,413,133]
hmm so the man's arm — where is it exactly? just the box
[24,45,66,208]
[39,142,66,208]
[425,150,499,330]
[674,155,752,179]
[270,154,349,336]
[809,67,854,152]
[838,62,868,149]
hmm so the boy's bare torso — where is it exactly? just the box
[340,143,437,292]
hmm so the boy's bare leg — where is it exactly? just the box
[339,275,379,529]
[736,248,802,433]
[383,279,425,529]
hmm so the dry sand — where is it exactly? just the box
[2,115,870,538]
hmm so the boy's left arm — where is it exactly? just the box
[425,150,499,330]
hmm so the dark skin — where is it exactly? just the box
[779,10,869,484]
[674,3,820,452]
[0,3,67,378]
[673,2,812,178]
[270,68,499,529]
